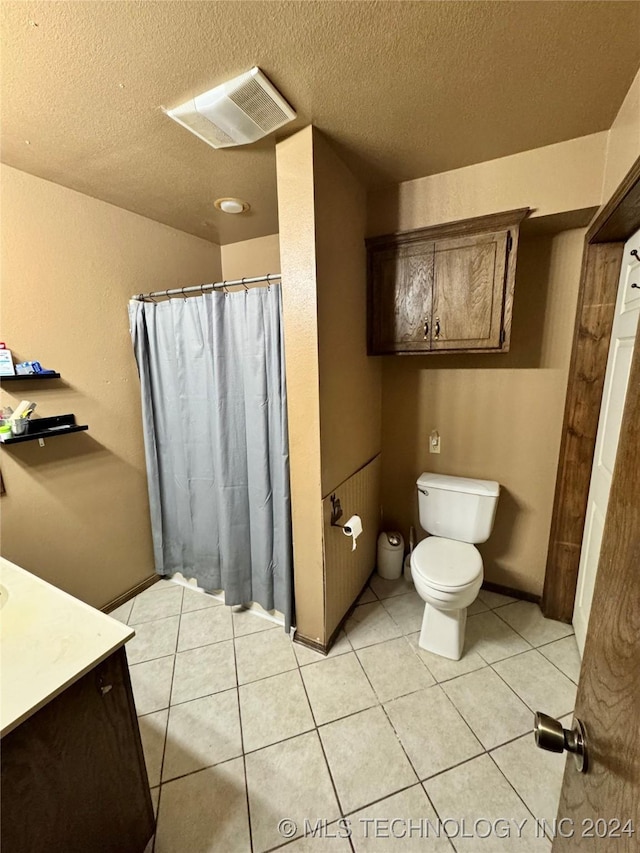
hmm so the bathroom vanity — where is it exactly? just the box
[0,558,154,853]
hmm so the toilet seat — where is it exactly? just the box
[412,537,482,591]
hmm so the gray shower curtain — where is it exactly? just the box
[129,285,293,631]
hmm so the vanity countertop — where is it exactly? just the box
[0,557,134,737]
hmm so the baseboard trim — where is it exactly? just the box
[482,580,540,605]
[103,574,160,613]
[294,574,373,656]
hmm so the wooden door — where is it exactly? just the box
[431,231,508,350]
[368,241,433,353]
[552,326,640,851]
[573,230,640,653]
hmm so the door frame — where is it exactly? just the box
[542,155,640,622]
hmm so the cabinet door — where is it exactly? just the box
[1,648,154,853]
[431,231,509,350]
[369,242,434,353]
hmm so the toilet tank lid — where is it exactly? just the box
[417,472,500,497]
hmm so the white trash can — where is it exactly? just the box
[377,531,404,580]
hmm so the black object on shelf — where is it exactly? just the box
[1,414,88,445]
[0,372,61,381]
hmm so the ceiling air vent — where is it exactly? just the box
[164,67,296,149]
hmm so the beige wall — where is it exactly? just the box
[314,132,382,497]
[276,127,381,644]
[220,234,281,280]
[276,127,325,642]
[367,132,607,237]
[380,229,584,596]
[0,165,221,608]
[602,66,640,204]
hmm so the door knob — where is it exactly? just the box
[534,712,588,773]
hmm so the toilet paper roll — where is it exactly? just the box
[342,515,363,551]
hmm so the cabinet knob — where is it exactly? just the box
[423,317,429,339]
[434,318,441,339]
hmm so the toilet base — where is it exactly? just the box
[418,602,467,660]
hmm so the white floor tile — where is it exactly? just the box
[301,652,377,725]
[357,637,434,702]
[156,758,250,853]
[293,631,352,666]
[492,731,566,826]
[497,601,574,647]
[177,606,233,651]
[235,626,298,684]
[477,589,517,609]
[108,599,133,624]
[442,668,533,749]
[138,708,168,788]
[344,602,403,650]
[468,597,490,615]
[162,689,242,782]
[384,686,483,780]
[369,574,414,600]
[406,632,487,683]
[239,669,315,752]
[380,592,425,634]
[319,706,417,814]
[129,584,183,625]
[465,610,531,663]
[245,731,340,853]
[493,650,577,717]
[150,787,159,817]
[282,828,353,851]
[129,655,175,716]
[171,639,236,705]
[126,615,180,664]
[539,636,582,684]
[181,586,223,613]
[232,606,278,637]
[350,784,454,852]
[358,586,377,605]
[425,754,550,851]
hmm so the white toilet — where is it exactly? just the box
[411,472,500,660]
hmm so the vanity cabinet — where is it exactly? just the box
[367,208,529,354]
[1,647,154,853]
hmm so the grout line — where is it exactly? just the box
[294,641,349,823]
[231,602,255,853]
[150,583,184,853]
[485,750,542,835]
[419,785,460,853]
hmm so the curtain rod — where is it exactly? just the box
[132,273,282,302]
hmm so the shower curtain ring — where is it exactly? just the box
[181,286,188,301]
[241,277,249,293]
[222,280,229,297]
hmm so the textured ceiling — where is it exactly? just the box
[1,1,639,245]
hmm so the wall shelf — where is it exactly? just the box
[1,414,88,446]
[1,373,61,382]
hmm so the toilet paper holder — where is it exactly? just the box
[330,494,344,527]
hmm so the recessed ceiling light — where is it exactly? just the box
[214,197,250,215]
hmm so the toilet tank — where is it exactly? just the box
[416,472,500,543]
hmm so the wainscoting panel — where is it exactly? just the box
[323,454,382,640]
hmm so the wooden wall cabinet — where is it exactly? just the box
[367,208,529,354]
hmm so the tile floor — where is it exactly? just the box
[111,577,581,852]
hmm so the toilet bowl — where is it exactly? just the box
[411,537,483,660]
[413,472,500,660]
